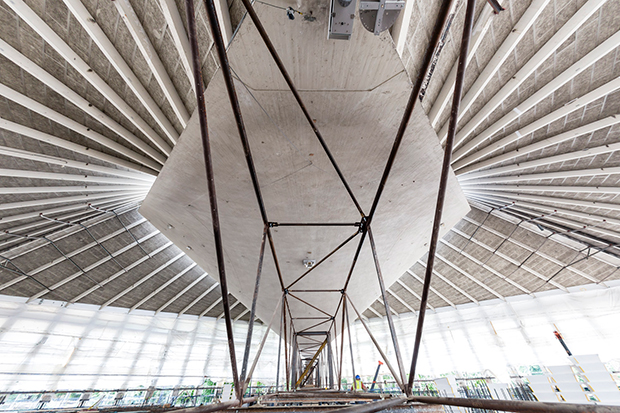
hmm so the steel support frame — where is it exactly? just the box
[180,0,479,400]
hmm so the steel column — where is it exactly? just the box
[240,226,267,383]
[366,0,456,223]
[243,296,283,391]
[367,227,406,385]
[185,0,241,402]
[344,296,357,391]
[407,0,476,395]
[237,0,364,216]
[347,295,405,392]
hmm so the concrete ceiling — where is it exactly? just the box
[0,0,619,330]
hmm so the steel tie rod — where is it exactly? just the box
[185,0,242,403]
[366,0,456,225]
[237,0,365,217]
[407,0,477,395]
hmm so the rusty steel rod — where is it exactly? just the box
[410,396,620,413]
[272,222,361,227]
[185,0,241,402]
[342,230,367,291]
[338,293,346,390]
[485,0,504,14]
[366,0,456,224]
[347,295,405,392]
[343,296,357,391]
[407,0,477,396]
[276,307,283,389]
[287,230,360,289]
[244,295,283,390]
[236,0,364,217]
[325,397,406,413]
[240,225,268,383]
[288,293,334,318]
[283,295,289,390]
[367,226,407,386]
[172,397,256,413]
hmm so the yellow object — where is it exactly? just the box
[355,379,363,391]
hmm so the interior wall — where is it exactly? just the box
[0,296,281,392]
[342,281,620,382]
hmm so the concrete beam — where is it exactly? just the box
[458,135,620,181]
[100,252,185,309]
[406,269,456,308]
[68,240,174,304]
[460,215,610,286]
[155,272,209,314]
[456,115,620,175]
[415,258,483,303]
[0,39,166,165]
[0,193,144,225]
[129,263,197,312]
[0,84,161,172]
[199,297,222,318]
[461,166,620,185]
[58,0,178,148]
[455,77,620,172]
[113,0,189,127]
[445,0,608,150]
[0,145,156,181]
[428,2,496,127]
[178,281,220,316]
[387,288,416,313]
[440,235,567,292]
[6,0,174,154]
[0,190,147,212]
[158,0,194,91]
[465,189,620,213]
[395,279,435,311]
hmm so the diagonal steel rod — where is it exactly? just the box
[266,229,286,289]
[275,307,283,389]
[297,318,332,334]
[367,226,406,385]
[342,230,368,291]
[338,293,346,390]
[40,214,128,275]
[347,294,405,392]
[282,294,290,390]
[366,0,456,225]
[89,205,150,257]
[237,0,364,217]
[243,295,283,391]
[344,295,357,390]
[295,338,327,388]
[272,222,361,227]
[185,0,241,402]
[286,230,360,289]
[407,0,477,396]
[240,225,267,383]
[0,254,51,291]
[288,293,333,318]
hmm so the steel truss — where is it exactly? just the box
[179,1,619,412]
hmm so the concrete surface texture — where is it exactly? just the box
[0,0,618,326]
[140,0,470,338]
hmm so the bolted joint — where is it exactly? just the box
[283,289,289,295]
[268,222,278,227]
[340,289,345,295]
[359,216,369,233]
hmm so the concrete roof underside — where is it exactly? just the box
[0,0,619,326]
